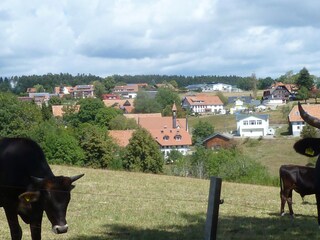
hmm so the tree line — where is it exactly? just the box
[0,72,294,95]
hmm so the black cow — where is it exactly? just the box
[0,137,84,240]
[293,102,320,226]
[279,164,315,217]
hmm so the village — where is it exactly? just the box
[14,79,317,160]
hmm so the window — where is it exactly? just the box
[257,120,262,125]
[243,120,248,125]
[249,120,256,125]
[174,135,182,141]
[163,135,169,141]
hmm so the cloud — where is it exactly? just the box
[1,0,320,78]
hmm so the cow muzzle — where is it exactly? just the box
[52,224,68,234]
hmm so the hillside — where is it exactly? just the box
[0,166,318,240]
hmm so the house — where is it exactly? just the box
[182,94,224,114]
[28,92,52,107]
[103,99,135,113]
[236,114,270,137]
[113,84,139,98]
[71,85,94,98]
[202,133,235,150]
[109,130,135,147]
[288,104,320,136]
[262,82,296,106]
[53,85,94,98]
[125,104,192,157]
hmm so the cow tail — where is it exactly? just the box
[279,168,283,194]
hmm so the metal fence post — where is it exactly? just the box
[204,177,222,240]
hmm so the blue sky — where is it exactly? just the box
[1,0,320,78]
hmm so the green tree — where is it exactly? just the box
[296,86,310,103]
[41,103,53,121]
[103,76,116,93]
[123,128,163,173]
[93,81,105,99]
[95,107,122,128]
[109,115,138,130]
[33,84,45,92]
[0,78,12,92]
[48,96,62,105]
[77,98,105,123]
[166,149,184,164]
[133,91,162,113]
[190,146,213,179]
[77,123,117,168]
[192,120,215,145]
[0,93,43,136]
[258,77,274,90]
[169,80,178,88]
[300,124,318,138]
[296,67,314,90]
[155,87,181,110]
[277,70,298,84]
[28,120,85,165]
[310,89,320,104]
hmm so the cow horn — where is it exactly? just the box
[298,102,320,129]
[70,174,84,182]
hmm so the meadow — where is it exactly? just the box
[1,165,320,240]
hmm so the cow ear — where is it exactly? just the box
[70,185,75,191]
[294,138,320,157]
[19,191,40,203]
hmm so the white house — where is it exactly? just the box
[288,104,320,136]
[182,95,224,114]
[236,114,269,137]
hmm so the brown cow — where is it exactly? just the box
[279,164,315,217]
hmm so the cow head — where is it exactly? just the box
[294,102,320,157]
[18,174,84,234]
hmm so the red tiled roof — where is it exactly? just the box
[103,99,134,113]
[124,114,191,147]
[109,130,135,147]
[288,104,320,122]
[184,95,223,106]
[149,128,192,146]
[138,116,187,130]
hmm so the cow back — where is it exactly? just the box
[280,165,315,196]
[0,137,54,188]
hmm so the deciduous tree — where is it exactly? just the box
[123,128,163,173]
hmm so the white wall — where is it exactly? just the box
[237,116,269,137]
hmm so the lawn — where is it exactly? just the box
[1,166,320,240]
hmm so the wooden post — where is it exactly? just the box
[204,177,222,240]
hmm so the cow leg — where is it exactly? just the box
[287,190,295,217]
[316,194,320,227]
[280,190,286,216]
[4,206,22,240]
[29,211,43,240]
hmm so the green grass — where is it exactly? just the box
[239,137,312,176]
[1,165,319,239]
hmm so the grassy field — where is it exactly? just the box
[1,165,320,239]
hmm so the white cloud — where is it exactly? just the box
[1,0,320,78]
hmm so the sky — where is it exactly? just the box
[1,0,320,79]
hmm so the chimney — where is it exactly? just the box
[172,102,177,129]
